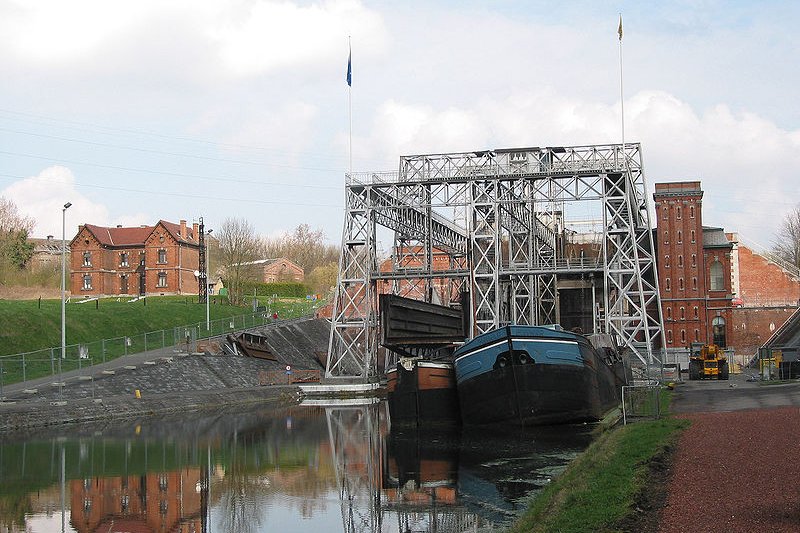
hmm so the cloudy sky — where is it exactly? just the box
[0,0,797,249]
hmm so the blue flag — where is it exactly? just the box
[346,48,352,87]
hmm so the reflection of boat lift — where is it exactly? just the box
[320,401,484,532]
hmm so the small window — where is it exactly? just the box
[690,205,695,218]
[120,252,129,267]
[692,277,697,290]
[694,329,700,342]
[678,255,684,267]
[662,206,668,220]
[677,206,682,219]
[679,278,684,291]
[680,307,685,320]
[667,330,673,344]
[693,306,699,319]
[664,255,670,268]
[677,231,683,244]
[665,278,671,291]
[158,249,167,264]
[82,274,92,290]
[691,254,697,267]
[140,252,145,266]
[82,252,92,267]
[157,272,167,288]
[666,307,672,320]
[691,230,696,243]
[663,231,669,245]
[680,329,686,344]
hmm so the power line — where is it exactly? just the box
[0,149,342,190]
[0,172,343,209]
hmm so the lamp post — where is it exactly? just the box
[61,202,71,396]
[206,229,212,331]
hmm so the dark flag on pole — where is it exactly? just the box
[346,46,352,86]
[618,15,623,41]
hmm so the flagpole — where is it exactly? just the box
[348,35,352,175]
[618,14,625,153]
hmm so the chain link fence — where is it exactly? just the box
[621,382,661,425]
[0,312,271,392]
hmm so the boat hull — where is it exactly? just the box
[454,326,623,426]
[387,361,460,427]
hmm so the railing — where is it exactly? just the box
[0,312,272,390]
[621,383,661,425]
[258,369,321,386]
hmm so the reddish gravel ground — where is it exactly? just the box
[659,406,800,533]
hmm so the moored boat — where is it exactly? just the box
[227,331,276,360]
[453,325,626,426]
[387,358,460,427]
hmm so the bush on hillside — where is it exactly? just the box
[237,280,311,298]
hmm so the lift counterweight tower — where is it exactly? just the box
[326,143,664,380]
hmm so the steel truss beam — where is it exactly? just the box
[326,144,664,379]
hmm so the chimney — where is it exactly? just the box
[192,222,199,241]
[180,220,187,239]
[117,225,122,228]
[47,235,53,241]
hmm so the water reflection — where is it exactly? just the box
[0,401,591,532]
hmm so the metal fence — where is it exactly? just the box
[621,383,661,425]
[0,312,271,391]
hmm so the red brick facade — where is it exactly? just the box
[655,181,800,357]
[654,182,734,350]
[734,244,800,307]
[69,220,202,297]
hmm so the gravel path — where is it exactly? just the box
[659,376,800,533]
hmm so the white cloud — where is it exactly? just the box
[361,88,800,245]
[1,166,149,238]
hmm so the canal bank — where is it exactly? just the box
[0,350,306,431]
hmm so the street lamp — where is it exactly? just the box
[205,229,212,331]
[61,202,71,395]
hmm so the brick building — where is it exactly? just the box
[247,258,305,283]
[69,220,202,297]
[654,181,800,357]
[654,181,734,351]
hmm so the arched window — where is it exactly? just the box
[666,307,672,320]
[667,330,673,344]
[680,307,685,320]
[710,260,724,291]
[693,306,699,319]
[665,278,671,291]
[678,255,684,267]
[691,254,697,267]
[679,278,685,291]
[680,329,686,344]
[677,206,682,219]
[690,205,695,218]
[694,329,700,342]
[691,230,696,243]
[692,277,697,291]
[677,231,683,243]
[665,255,670,267]
[712,316,727,347]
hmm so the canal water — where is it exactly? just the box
[0,400,592,532]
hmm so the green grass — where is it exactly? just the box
[0,295,325,384]
[508,389,689,533]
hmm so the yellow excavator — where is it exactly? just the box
[688,343,729,380]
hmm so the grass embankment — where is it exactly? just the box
[508,391,689,533]
[0,295,324,384]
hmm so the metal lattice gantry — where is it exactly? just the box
[326,143,665,380]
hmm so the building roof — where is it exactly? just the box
[702,226,733,249]
[77,220,199,247]
[82,223,154,247]
[653,181,703,198]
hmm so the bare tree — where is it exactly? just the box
[261,224,338,272]
[217,217,260,305]
[0,197,34,233]
[772,206,800,270]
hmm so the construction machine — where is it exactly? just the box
[688,343,729,380]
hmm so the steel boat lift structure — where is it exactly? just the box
[326,143,665,381]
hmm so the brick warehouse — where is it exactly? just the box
[69,220,203,297]
[654,181,800,358]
